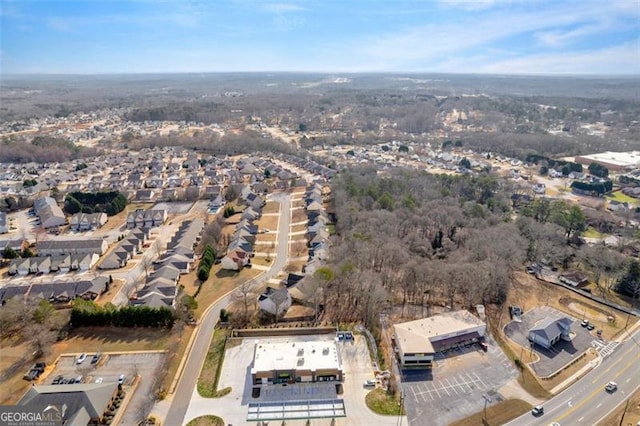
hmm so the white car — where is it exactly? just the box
[363,379,376,387]
[94,377,103,384]
[605,381,617,393]
[76,353,87,364]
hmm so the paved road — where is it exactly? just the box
[505,326,640,426]
[162,193,291,426]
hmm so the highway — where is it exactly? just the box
[506,327,640,426]
[162,192,292,426]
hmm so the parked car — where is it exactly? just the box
[580,320,589,327]
[52,375,63,384]
[531,405,544,416]
[605,382,617,393]
[586,324,595,331]
[118,374,126,385]
[76,353,87,364]
[75,375,83,384]
[94,377,103,384]
[91,352,102,364]
[363,379,376,387]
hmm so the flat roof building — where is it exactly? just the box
[251,340,343,385]
[394,310,486,368]
[574,151,640,172]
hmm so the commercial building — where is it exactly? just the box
[393,310,486,368]
[574,151,640,172]
[251,340,343,385]
[528,317,572,349]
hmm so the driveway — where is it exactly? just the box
[155,193,291,426]
[504,306,594,377]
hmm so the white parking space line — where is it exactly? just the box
[449,377,461,395]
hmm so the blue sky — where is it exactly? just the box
[1,0,638,74]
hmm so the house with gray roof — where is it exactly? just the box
[528,317,573,349]
[258,286,292,316]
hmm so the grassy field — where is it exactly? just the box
[449,399,533,426]
[256,214,279,231]
[606,191,639,206]
[196,328,231,398]
[583,226,605,239]
[185,415,225,426]
[195,266,262,318]
[364,388,404,416]
[261,201,280,214]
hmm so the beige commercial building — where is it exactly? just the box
[393,310,486,368]
[251,340,343,385]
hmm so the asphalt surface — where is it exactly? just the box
[505,326,640,426]
[163,192,291,426]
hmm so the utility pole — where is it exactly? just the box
[482,393,492,424]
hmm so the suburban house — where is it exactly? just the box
[251,340,344,385]
[17,382,120,425]
[559,272,589,288]
[37,239,108,256]
[33,196,66,229]
[0,285,29,305]
[11,254,99,276]
[528,317,573,349]
[69,212,108,231]
[221,249,250,271]
[258,286,292,316]
[393,310,487,368]
[245,192,265,210]
[126,209,167,228]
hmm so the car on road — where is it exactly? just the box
[76,353,87,364]
[605,381,617,393]
[531,405,544,416]
[580,319,589,327]
[586,323,595,331]
[363,379,376,387]
[118,374,126,385]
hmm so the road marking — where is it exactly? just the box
[555,350,640,423]
[578,416,585,422]
[626,378,631,383]
[597,403,602,408]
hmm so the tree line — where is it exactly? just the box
[64,191,128,216]
[70,300,175,328]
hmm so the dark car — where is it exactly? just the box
[91,353,102,364]
[531,405,544,416]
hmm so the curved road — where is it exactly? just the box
[162,193,291,426]
[506,325,640,426]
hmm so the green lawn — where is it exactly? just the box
[606,191,639,206]
[365,388,404,416]
[197,329,232,398]
[583,227,605,239]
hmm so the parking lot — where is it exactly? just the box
[504,305,594,377]
[401,337,517,426]
[43,351,166,425]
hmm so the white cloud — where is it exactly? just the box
[264,3,306,13]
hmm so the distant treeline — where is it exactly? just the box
[127,131,296,157]
[0,136,98,164]
[64,191,127,216]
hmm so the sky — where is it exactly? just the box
[0,0,638,75]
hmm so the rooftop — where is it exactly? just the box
[251,340,342,374]
[394,310,485,354]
